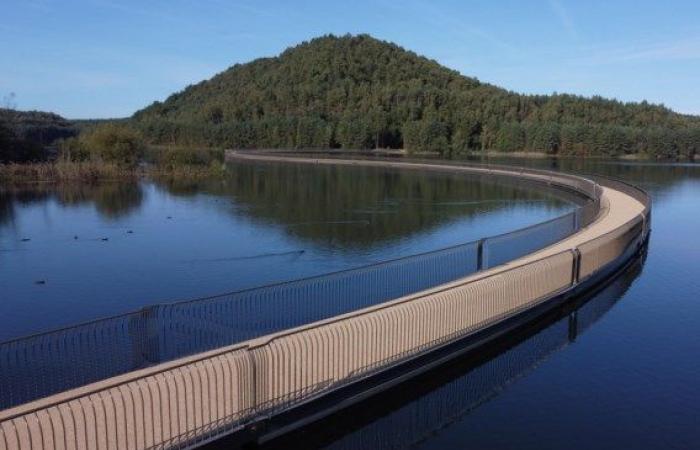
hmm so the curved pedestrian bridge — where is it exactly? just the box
[0,153,650,450]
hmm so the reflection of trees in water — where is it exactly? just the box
[1,161,696,231]
[90,183,143,219]
[0,182,144,224]
[0,190,14,226]
[156,162,573,248]
[49,182,144,219]
[0,187,51,227]
[258,256,644,450]
[2,162,574,245]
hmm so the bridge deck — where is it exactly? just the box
[242,185,644,350]
[518,187,644,263]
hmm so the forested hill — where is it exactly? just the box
[132,34,700,158]
[0,108,78,162]
[0,108,77,146]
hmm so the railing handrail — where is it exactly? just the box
[0,237,484,347]
[244,248,577,349]
[0,245,581,423]
[0,341,252,422]
[585,173,652,208]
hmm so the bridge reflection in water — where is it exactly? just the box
[254,253,645,450]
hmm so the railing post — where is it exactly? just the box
[571,248,581,285]
[249,349,258,413]
[141,305,161,365]
[477,239,486,271]
[568,311,578,342]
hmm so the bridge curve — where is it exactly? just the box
[0,153,650,450]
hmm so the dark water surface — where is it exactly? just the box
[251,159,700,450]
[0,162,572,342]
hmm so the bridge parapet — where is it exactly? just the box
[0,156,602,410]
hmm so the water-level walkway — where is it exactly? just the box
[0,159,600,411]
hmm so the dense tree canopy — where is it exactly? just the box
[0,108,78,163]
[132,34,700,159]
[0,108,77,146]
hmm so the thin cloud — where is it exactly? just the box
[548,0,578,41]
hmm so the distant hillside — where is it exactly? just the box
[133,34,700,159]
[0,109,77,146]
[0,109,78,162]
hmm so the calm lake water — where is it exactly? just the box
[251,158,700,450]
[0,162,573,341]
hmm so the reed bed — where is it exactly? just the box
[0,160,226,183]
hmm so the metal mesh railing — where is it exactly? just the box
[483,211,576,268]
[315,263,639,450]
[0,165,601,411]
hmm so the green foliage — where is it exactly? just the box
[83,124,146,167]
[58,136,90,162]
[0,107,78,163]
[0,108,78,148]
[450,118,482,155]
[527,123,561,154]
[337,113,372,148]
[495,122,526,153]
[131,34,700,159]
[403,119,450,155]
[294,116,332,148]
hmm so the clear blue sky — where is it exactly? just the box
[2,0,700,119]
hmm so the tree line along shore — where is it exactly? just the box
[3,34,700,182]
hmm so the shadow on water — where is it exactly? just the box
[232,249,648,450]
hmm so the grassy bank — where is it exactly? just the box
[0,159,226,183]
[0,122,228,183]
[1,145,227,183]
[0,161,138,182]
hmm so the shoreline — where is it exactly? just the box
[3,149,697,183]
